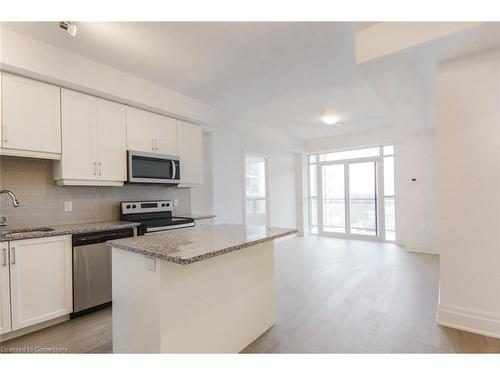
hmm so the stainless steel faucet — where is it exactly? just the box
[0,190,20,226]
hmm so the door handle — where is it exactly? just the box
[11,246,15,265]
[1,248,6,266]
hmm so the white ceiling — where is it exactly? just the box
[3,22,500,143]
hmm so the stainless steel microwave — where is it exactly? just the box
[127,150,180,184]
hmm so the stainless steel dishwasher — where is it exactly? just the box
[71,228,134,318]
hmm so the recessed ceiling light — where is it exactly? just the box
[321,111,341,125]
[59,21,77,37]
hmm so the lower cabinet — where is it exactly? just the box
[5,235,73,332]
[0,241,11,335]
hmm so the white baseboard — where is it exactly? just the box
[437,304,500,339]
[399,243,439,255]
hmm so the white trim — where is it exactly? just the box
[437,303,500,339]
[55,179,124,187]
[0,148,61,160]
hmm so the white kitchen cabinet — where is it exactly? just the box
[9,235,72,331]
[54,89,126,186]
[177,120,203,186]
[96,98,127,181]
[150,112,177,155]
[126,106,177,155]
[0,241,11,335]
[0,72,61,159]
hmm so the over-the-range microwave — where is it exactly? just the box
[127,150,180,184]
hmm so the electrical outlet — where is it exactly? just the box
[144,256,156,272]
[174,198,179,207]
[64,201,73,212]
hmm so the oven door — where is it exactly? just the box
[128,151,180,184]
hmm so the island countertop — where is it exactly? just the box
[107,224,297,265]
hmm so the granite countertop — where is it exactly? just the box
[175,213,216,220]
[107,224,297,265]
[0,221,139,241]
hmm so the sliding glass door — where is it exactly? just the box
[348,161,377,236]
[321,164,346,234]
[310,145,394,241]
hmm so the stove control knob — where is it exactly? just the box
[126,205,131,209]
[132,204,137,209]
[161,203,166,207]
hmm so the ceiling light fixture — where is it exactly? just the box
[321,111,341,126]
[59,21,77,37]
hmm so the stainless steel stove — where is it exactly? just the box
[121,200,195,235]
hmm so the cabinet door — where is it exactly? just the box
[0,242,11,335]
[151,113,177,155]
[60,89,97,180]
[1,73,61,154]
[9,235,72,331]
[126,106,154,153]
[177,120,203,185]
[96,98,127,181]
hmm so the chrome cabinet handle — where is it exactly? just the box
[2,248,6,266]
[11,247,15,265]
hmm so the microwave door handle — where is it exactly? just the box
[171,160,177,180]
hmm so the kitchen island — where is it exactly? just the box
[107,224,297,353]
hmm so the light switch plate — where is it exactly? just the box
[64,201,73,212]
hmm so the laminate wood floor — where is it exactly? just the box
[1,236,499,353]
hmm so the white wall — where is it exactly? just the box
[436,49,500,338]
[305,128,438,253]
[395,135,438,253]
[211,129,297,229]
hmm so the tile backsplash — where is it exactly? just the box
[0,156,191,227]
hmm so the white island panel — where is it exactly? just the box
[112,240,275,353]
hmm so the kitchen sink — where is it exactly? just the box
[1,227,55,234]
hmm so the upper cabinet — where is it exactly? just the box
[0,73,62,159]
[54,89,126,186]
[0,73,203,188]
[126,106,176,155]
[177,120,203,186]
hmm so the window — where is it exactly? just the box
[308,145,396,242]
[245,157,267,226]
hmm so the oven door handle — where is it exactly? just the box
[145,223,195,233]
[171,160,177,180]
